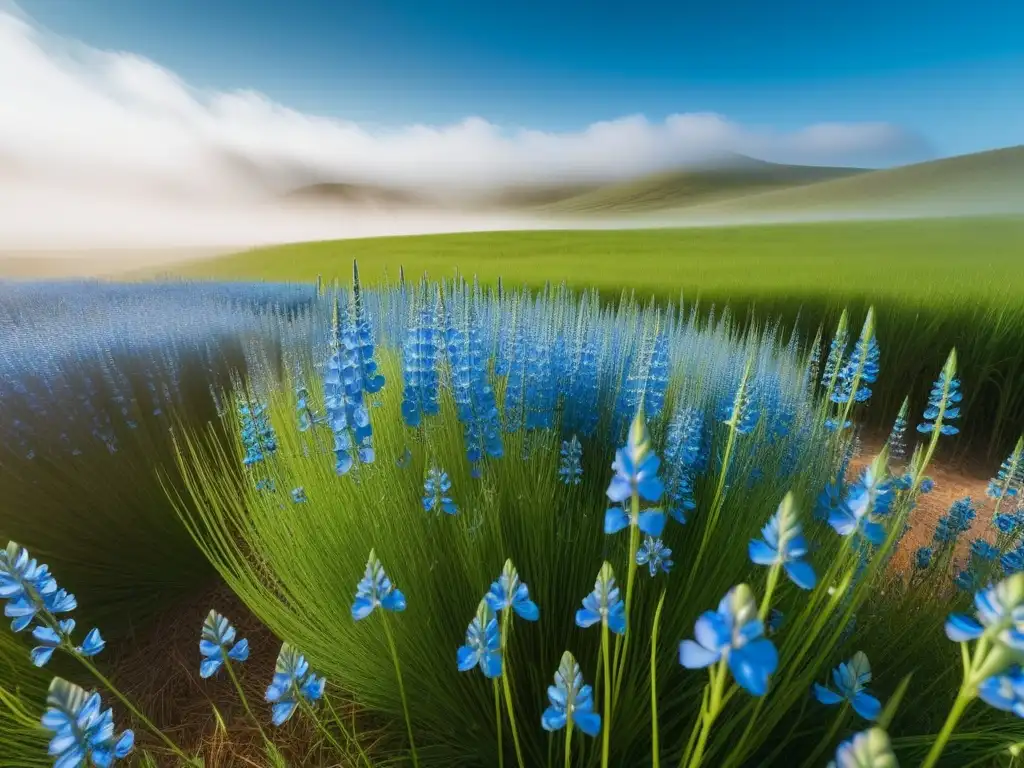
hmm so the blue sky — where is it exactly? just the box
[7,0,1023,180]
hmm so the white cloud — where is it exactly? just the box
[0,6,932,198]
[0,5,938,251]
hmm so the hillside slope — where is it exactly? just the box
[543,157,865,213]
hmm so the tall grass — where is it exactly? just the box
[157,272,1024,765]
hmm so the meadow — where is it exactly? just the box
[169,215,1024,459]
[2,251,1024,767]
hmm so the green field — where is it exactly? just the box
[168,215,1024,457]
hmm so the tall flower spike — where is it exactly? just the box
[558,435,583,485]
[423,466,458,515]
[575,562,626,635]
[42,678,135,767]
[352,550,407,621]
[540,651,601,737]
[827,728,898,768]
[749,492,817,590]
[988,437,1024,504]
[636,536,674,577]
[813,651,883,721]
[605,408,666,537]
[265,642,327,726]
[917,349,963,437]
[679,584,778,696]
[199,610,250,679]
[887,397,909,462]
[457,599,502,678]
[485,559,539,621]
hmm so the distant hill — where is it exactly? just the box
[680,145,1024,217]
[541,156,866,213]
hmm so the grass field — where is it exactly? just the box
[166,215,1024,458]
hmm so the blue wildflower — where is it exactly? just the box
[324,296,375,475]
[813,652,882,721]
[559,435,583,485]
[349,262,386,394]
[915,546,933,570]
[972,539,1000,562]
[955,569,977,593]
[827,728,897,768]
[457,599,502,678]
[352,550,407,621]
[575,562,626,635]
[945,574,1024,652]
[636,536,674,577]
[400,284,441,428]
[916,352,963,437]
[605,409,666,537]
[749,492,817,590]
[485,559,539,621]
[265,642,327,726]
[199,610,249,679]
[42,678,134,767]
[988,438,1024,502]
[1003,546,1024,577]
[829,463,890,546]
[423,466,458,515]
[888,398,908,461]
[290,487,307,503]
[662,406,705,524]
[541,651,601,737]
[978,666,1024,717]
[995,513,1021,536]
[680,584,778,696]
[920,477,935,494]
[815,474,846,523]
[830,325,880,406]
[238,399,277,466]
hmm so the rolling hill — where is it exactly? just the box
[676,145,1024,218]
[540,156,866,213]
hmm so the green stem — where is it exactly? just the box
[680,686,709,768]
[921,688,974,768]
[494,678,505,768]
[798,703,848,768]
[686,422,739,597]
[501,610,527,768]
[601,620,612,768]
[564,719,574,768]
[613,491,642,703]
[651,589,667,768]
[381,614,420,768]
[688,661,728,768]
[325,697,373,768]
[758,564,781,622]
[74,654,196,765]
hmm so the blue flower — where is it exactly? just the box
[559,435,583,485]
[945,574,1024,652]
[265,642,326,726]
[290,487,307,504]
[1003,546,1024,577]
[916,353,963,437]
[887,399,908,461]
[766,609,784,635]
[978,666,1024,717]
[813,652,882,721]
[1,541,64,633]
[815,475,846,522]
[748,493,816,590]
[457,599,502,678]
[914,546,933,570]
[829,462,892,546]
[955,569,978,593]
[400,284,441,428]
[679,584,778,696]
[199,610,249,679]
[995,513,1021,536]
[541,651,601,737]
[605,409,666,537]
[42,678,134,767]
[827,728,897,768]
[352,550,407,621]
[485,559,539,621]
[987,438,1023,501]
[971,539,1000,562]
[575,562,626,635]
[920,477,935,494]
[423,466,458,515]
[324,296,376,475]
[636,536,674,577]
